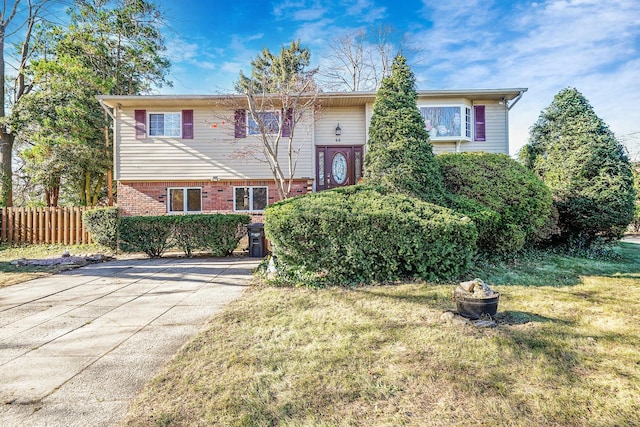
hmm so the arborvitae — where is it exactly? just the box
[364,54,444,203]
[519,87,635,246]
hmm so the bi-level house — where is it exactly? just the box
[97,88,526,218]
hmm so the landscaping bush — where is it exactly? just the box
[119,216,175,258]
[172,214,250,257]
[437,152,554,254]
[520,88,635,246]
[82,207,119,250]
[264,185,477,286]
[119,214,251,258]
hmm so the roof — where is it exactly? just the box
[97,88,528,109]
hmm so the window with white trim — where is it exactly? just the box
[420,105,484,141]
[234,187,268,211]
[150,113,181,137]
[168,188,202,213]
[248,111,280,135]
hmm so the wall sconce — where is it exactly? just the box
[335,124,342,142]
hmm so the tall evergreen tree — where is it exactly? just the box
[10,0,170,206]
[520,87,635,245]
[364,54,444,202]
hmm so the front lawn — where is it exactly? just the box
[122,243,640,426]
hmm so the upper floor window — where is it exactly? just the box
[234,108,292,138]
[420,105,485,141]
[248,111,280,135]
[420,106,465,139]
[150,113,181,137]
[135,109,193,139]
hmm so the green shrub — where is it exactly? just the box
[82,207,119,250]
[520,88,635,246]
[119,216,174,258]
[119,214,251,258]
[172,214,250,257]
[264,185,477,286]
[437,152,554,254]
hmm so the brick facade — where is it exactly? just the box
[117,179,313,221]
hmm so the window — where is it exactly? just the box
[135,110,193,139]
[420,106,465,138]
[168,188,202,212]
[248,111,280,135]
[149,113,181,137]
[234,187,268,211]
[465,107,472,138]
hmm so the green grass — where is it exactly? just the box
[121,242,640,426]
[0,243,110,287]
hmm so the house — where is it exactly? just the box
[97,88,527,217]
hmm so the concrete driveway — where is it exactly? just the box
[0,256,259,427]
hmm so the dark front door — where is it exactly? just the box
[316,145,363,191]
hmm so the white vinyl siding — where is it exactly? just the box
[315,107,366,146]
[116,108,314,180]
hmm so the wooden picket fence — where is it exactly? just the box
[1,207,93,245]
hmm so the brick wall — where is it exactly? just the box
[117,179,313,220]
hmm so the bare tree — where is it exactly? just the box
[319,25,401,92]
[235,40,320,200]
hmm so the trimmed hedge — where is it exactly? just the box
[437,152,554,254]
[119,214,251,258]
[82,207,119,250]
[119,216,175,258]
[171,214,251,257]
[264,185,477,285]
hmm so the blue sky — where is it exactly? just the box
[157,0,639,158]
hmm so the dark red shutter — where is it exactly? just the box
[474,105,486,141]
[281,108,293,137]
[182,110,194,139]
[234,109,246,138]
[135,110,146,139]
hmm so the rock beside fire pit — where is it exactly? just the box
[453,278,500,319]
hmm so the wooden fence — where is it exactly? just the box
[1,207,93,245]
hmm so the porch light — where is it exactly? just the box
[335,124,342,136]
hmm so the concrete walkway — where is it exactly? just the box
[0,256,259,427]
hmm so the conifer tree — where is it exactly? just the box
[364,54,444,202]
[520,87,635,245]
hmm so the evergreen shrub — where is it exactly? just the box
[119,214,250,258]
[82,207,119,250]
[171,214,250,257]
[520,88,635,245]
[264,185,477,286]
[437,152,554,254]
[119,216,175,258]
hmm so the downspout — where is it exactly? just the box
[506,90,526,156]
[98,99,115,206]
[507,90,526,111]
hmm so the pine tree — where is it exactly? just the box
[364,54,444,202]
[519,87,635,245]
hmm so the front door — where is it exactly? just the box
[316,145,364,191]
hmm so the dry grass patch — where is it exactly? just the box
[0,243,109,287]
[122,244,640,427]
